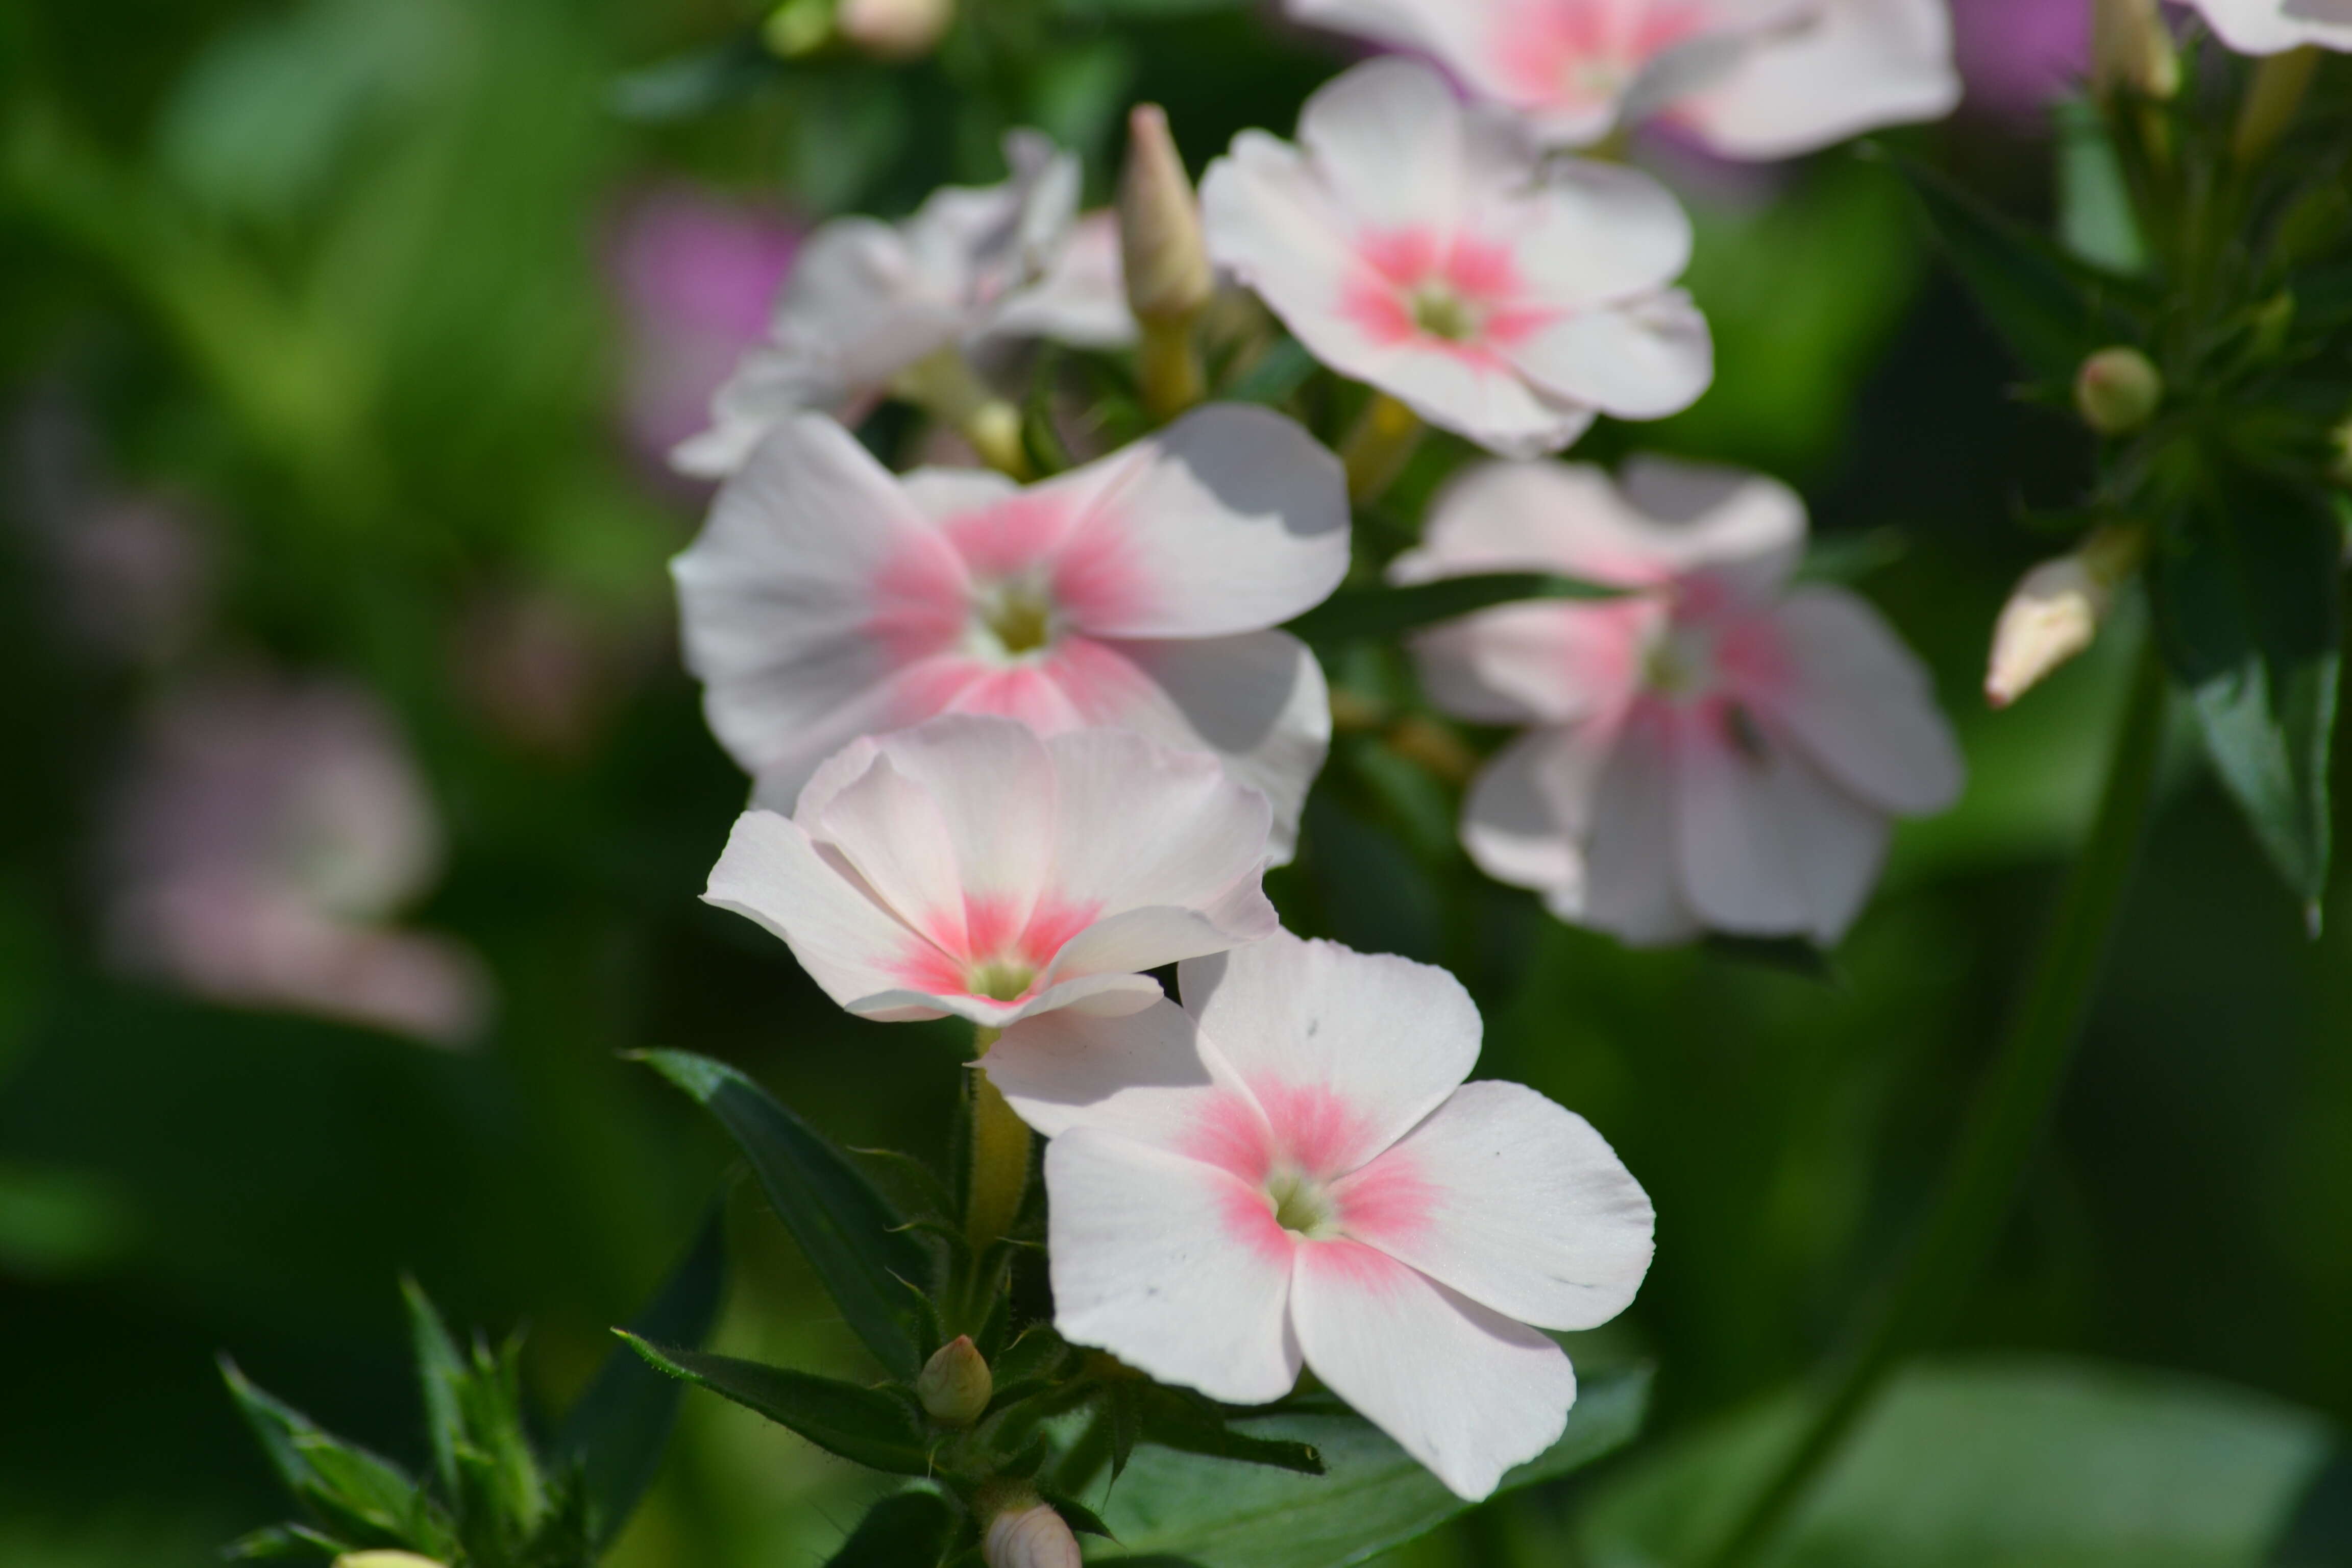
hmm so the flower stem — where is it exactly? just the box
[893,348,1032,480]
[1702,635,2170,1568]
[1340,393,1425,505]
[2234,45,2319,167]
[1137,312,1206,423]
[966,1026,1032,1257]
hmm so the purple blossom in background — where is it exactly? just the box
[103,671,490,1046]
[1952,0,2089,124]
[606,183,801,470]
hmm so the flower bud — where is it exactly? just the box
[335,1555,452,1568]
[1119,105,1213,325]
[1984,527,2146,708]
[2073,347,2163,435]
[838,0,954,59]
[2092,0,2179,100]
[985,1500,1084,1568]
[915,1334,992,1426]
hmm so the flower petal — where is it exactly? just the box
[985,209,1138,348]
[1618,456,1808,600]
[1579,704,1704,946]
[1335,1081,1653,1332]
[1744,586,1964,816]
[1396,459,1680,587]
[1290,1239,1577,1501]
[1459,725,1611,901]
[984,996,1237,1140]
[672,414,969,799]
[2190,0,2352,54]
[1507,160,1692,309]
[1044,405,1350,639]
[671,348,851,479]
[1178,930,1478,1174]
[1068,632,1332,865]
[1046,1129,1302,1404]
[1673,702,1892,942]
[1294,58,1470,236]
[701,809,942,1014]
[1677,0,1962,160]
[1507,289,1713,421]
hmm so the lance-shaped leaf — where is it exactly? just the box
[1136,1386,1325,1477]
[1878,146,2141,386]
[824,1488,963,1567]
[1287,573,1624,650]
[556,1210,728,1548]
[1090,1367,1648,1566]
[401,1279,472,1503]
[638,1050,932,1379]
[619,1334,935,1476]
[2150,473,2342,919]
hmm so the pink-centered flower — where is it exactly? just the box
[673,134,1134,479]
[1284,0,1961,157]
[1199,59,1713,460]
[982,930,1653,1500]
[2185,0,2352,53]
[1395,458,1963,946]
[672,405,1349,856]
[702,716,1279,1027]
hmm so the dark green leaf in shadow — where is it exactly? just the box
[2149,474,2342,917]
[638,1049,932,1379]
[1577,1356,2330,1568]
[1135,1386,1325,1477]
[1090,1366,1647,1566]
[1287,573,1626,651]
[557,1210,728,1548]
[1876,145,2141,385]
[825,1488,964,1567]
[1701,934,1844,986]
[1223,338,1317,408]
[619,1334,935,1476]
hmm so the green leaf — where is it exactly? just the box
[556,1211,727,1548]
[825,1488,963,1567]
[2149,473,2342,914]
[1222,337,1317,408]
[1878,146,2139,385]
[291,1433,455,1554]
[222,1523,348,1560]
[619,1334,935,1476]
[220,1357,322,1499]
[1577,1356,2331,1568]
[1090,1366,1647,1566]
[401,1277,470,1501]
[1286,573,1625,650]
[1134,1387,1325,1478]
[638,1050,933,1379]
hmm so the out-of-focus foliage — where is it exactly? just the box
[1,1,2349,1566]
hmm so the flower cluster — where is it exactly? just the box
[660,3,1970,1547]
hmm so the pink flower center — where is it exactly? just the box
[1341,228,1552,363]
[1493,0,1711,114]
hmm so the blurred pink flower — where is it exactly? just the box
[103,672,489,1046]
[607,183,802,468]
[1951,0,2088,122]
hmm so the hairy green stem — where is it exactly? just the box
[966,1026,1032,1257]
[1702,636,2170,1568]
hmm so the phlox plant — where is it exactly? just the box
[212,2,2352,1566]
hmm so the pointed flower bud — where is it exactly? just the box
[838,0,954,59]
[2074,347,2164,435]
[916,1334,993,1426]
[335,1555,452,1568]
[2093,0,2180,100]
[1986,527,2147,708]
[985,1499,1084,1568]
[1120,105,1213,325]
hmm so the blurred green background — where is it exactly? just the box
[2,1,2346,1564]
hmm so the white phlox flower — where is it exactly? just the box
[1200,59,1713,460]
[672,404,1349,856]
[702,715,1281,1028]
[2185,0,2352,54]
[672,133,1135,479]
[1395,457,1963,946]
[982,930,1654,1501]
[1283,0,1961,157]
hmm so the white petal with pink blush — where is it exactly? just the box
[702,716,1281,1027]
[983,930,1654,1500]
[671,404,1348,859]
[1200,59,1713,459]
[672,133,1136,479]
[1281,0,1959,159]
[1398,456,1963,947]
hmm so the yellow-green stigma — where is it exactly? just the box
[968,961,1036,1003]
[979,580,1055,657]
[1410,286,1480,343]
[1267,1169,1338,1239]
